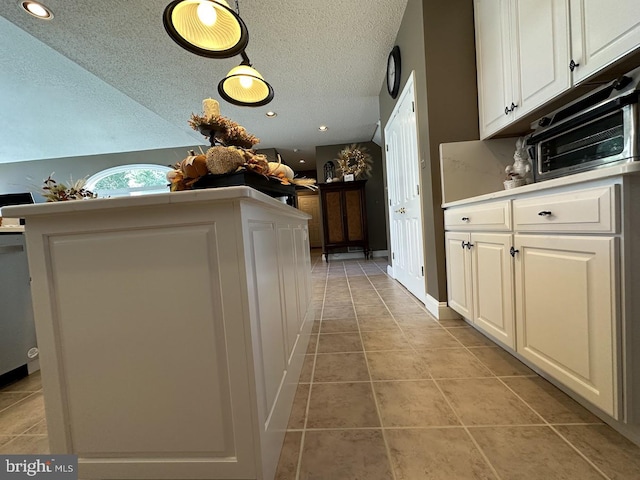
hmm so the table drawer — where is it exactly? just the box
[513,186,618,233]
[444,201,511,231]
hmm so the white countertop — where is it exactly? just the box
[0,226,24,233]
[442,162,640,208]
[1,186,309,220]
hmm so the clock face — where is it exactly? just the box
[386,46,401,99]
[387,57,395,86]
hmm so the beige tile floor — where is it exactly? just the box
[274,253,640,480]
[1,252,640,479]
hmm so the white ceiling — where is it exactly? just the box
[0,0,408,171]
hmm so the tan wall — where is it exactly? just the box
[379,0,479,301]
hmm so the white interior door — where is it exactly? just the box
[384,72,425,302]
[296,194,321,248]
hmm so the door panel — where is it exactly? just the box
[297,194,321,248]
[384,74,425,302]
[471,233,515,348]
[514,234,618,417]
[445,232,472,319]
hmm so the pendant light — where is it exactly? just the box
[163,0,248,58]
[218,52,274,106]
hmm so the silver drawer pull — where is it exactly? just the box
[538,211,552,217]
[461,217,470,222]
[0,245,24,254]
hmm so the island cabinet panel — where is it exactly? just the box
[10,188,312,480]
[248,221,287,424]
[47,226,239,460]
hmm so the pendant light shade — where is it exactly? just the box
[163,0,248,58]
[218,53,274,106]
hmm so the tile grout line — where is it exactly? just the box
[350,260,398,480]
[362,265,505,478]
[449,322,612,480]
[494,375,612,480]
[360,260,506,479]
[547,425,612,479]
[294,252,329,480]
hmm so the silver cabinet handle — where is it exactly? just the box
[538,211,552,216]
[461,217,470,222]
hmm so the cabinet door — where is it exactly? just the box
[445,232,473,319]
[512,0,571,118]
[514,234,619,418]
[344,188,365,242]
[471,233,515,348]
[474,0,513,138]
[323,190,345,244]
[570,0,640,83]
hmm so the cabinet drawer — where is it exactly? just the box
[513,186,618,233]
[444,201,511,231]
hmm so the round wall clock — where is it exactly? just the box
[386,46,401,99]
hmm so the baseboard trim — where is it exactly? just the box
[326,250,388,261]
[386,265,393,277]
[425,294,460,320]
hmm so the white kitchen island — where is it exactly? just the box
[2,187,313,480]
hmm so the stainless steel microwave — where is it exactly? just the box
[527,66,640,182]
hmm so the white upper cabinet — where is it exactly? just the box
[475,0,571,138]
[475,0,640,139]
[511,0,571,119]
[475,0,513,137]
[570,0,640,83]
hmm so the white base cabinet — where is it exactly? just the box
[445,232,473,321]
[514,234,618,417]
[472,233,516,349]
[446,231,515,348]
[444,180,622,421]
[3,188,313,480]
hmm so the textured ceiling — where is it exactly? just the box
[0,0,408,171]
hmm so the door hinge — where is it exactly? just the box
[392,252,395,260]
[416,184,420,195]
[386,144,389,151]
[412,101,415,112]
[421,266,424,276]
[389,198,391,206]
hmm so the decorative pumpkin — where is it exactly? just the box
[180,154,208,178]
[268,162,294,180]
[205,146,245,175]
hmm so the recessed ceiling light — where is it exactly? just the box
[265,111,277,118]
[20,1,53,19]
[299,160,306,164]
[318,125,328,132]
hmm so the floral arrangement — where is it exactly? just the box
[335,144,373,179]
[188,113,260,149]
[40,174,97,202]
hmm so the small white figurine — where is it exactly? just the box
[505,137,533,184]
